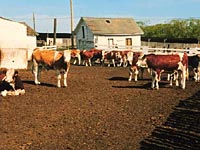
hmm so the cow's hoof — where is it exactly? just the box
[1,90,7,97]
[35,82,41,85]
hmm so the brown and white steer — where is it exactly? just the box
[136,53,188,89]
[128,52,147,82]
[32,48,71,87]
[81,48,103,66]
[102,50,122,67]
[70,49,81,65]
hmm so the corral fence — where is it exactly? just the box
[97,45,200,55]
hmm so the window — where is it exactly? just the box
[95,36,98,44]
[82,26,85,38]
[126,38,132,46]
[108,38,114,48]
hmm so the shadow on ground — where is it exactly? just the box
[140,90,200,150]
[23,80,56,87]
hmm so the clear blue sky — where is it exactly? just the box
[1,0,200,33]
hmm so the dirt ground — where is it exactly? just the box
[0,65,200,150]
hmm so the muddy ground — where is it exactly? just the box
[0,65,199,150]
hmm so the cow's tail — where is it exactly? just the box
[31,54,35,74]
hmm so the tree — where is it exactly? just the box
[138,18,200,40]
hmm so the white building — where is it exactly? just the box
[0,17,37,69]
[74,17,144,50]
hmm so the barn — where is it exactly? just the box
[37,33,72,49]
[74,17,144,50]
[0,17,37,69]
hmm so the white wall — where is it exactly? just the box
[27,36,37,60]
[0,18,29,68]
[0,18,27,48]
[95,35,141,50]
[75,20,142,50]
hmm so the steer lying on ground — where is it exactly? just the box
[32,48,71,87]
[136,53,188,89]
[0,68,25,96]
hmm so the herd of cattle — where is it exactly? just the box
[1,47,200,96]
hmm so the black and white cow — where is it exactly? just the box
[0,68,25,96]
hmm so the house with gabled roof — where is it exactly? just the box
[0,17,37,68]
[74,17,144,50]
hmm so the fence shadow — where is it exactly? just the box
[140,90,200,150]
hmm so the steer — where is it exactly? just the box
[0,68,25,96]
[136,53,188,89]
[32,48,71,87]
[188,55,200,82]
[128,52,147,82]
[70,49,81,65]
[102,50,122,67]
[80,48,103,66]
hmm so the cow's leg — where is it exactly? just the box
[151,71,156,89]
[134,68,139,81]
[174,71,179,87]
[85,59,88,66]
[197,66,200,82]
[128,67,133,82]
[32,60,41,85]
[155,72,160,90]
[77,55,81,65]
[63,62,70,87]
[57,70,62,88]
[117,58,123,67]
[181,68,186,89]
[88,58,92,66]
[151,71,159,90]
[167,73,171,81]
[194,69,198,82]
[112,59,116,67]
[139,67,144,79]
[73,58,77,65]
[169,73,173,86]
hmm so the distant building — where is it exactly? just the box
[74,17,144,50]
[0,17,37,68]
[37,33,72,49]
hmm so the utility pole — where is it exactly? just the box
[70,0,74,48]
[53,18,57,45]
[33,12,36,31]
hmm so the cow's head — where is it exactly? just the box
[4,68,15,83]
[136,54,148,68]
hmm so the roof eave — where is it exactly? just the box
[94,33,143,36]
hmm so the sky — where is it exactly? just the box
[1,0,200,33]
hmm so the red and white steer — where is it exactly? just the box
[128,52,147,82]
[81,48,102,66]
[136,53,188,89]
[70,49,81,65]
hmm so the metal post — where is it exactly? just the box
[164,39,167,48]
[70,0,74,48]
[53,18,57,45]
